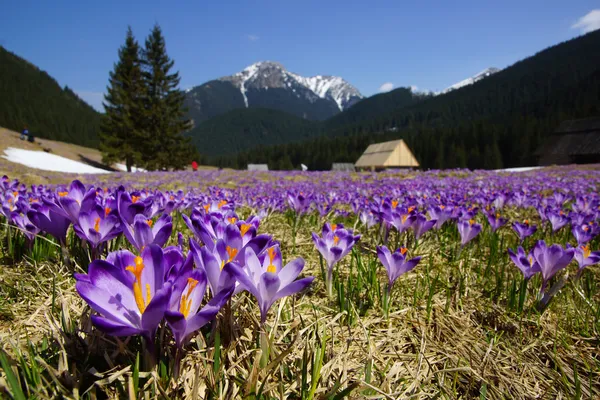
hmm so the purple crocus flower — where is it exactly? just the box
[27,204,72,245]
[572,224,594,245]
[49,180,97,223]
[312,223,361,296]
[10,211,40,242]
[74,205,121,249]
[287,191,311,215]
[122,214,172,252]
[457,219,482,246]
[390,211,417,234]
[574,244,600,272]
[546,210,570,232]
[411,214,436,240]
[75,245,172,340]
[531,240,574,292]
[512,220,537,242]
[189,238,240,296]
[507,247,540,279]
[376,245,421,290]
[165,267,233,347]
[486,211,508,232]
[428,205,452,230]
[232,247,314,323]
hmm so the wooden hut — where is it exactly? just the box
[536,117,600,165]
[247,164,269,171]
[355,139,419,171]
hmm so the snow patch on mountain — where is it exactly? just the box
[441,67,501,94]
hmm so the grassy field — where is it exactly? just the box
[1,166,599,399]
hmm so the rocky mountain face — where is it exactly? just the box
[184,61,363,125]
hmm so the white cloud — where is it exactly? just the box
[379,82,394,92]
[410,85,418,92]
[75,91,105,112]
[572,9,600,34]
[246,34,260,41]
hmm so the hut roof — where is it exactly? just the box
[536,117,600,158]
[355,139,419,168]
[247,164,269,171]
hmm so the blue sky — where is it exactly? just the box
[2,1,599,111]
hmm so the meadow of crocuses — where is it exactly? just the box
[1,166,600,398]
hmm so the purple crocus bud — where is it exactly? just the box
[27,204,72,245]
[572,224,594,245]
[75,245,172,340]
[486,211,507,232]
[376,245,421,289]
[532,240,574,292]
[512,220,537,242]
[546,210,570,232]
[359,211,378,228]
[10,211,40,242]
[287,191,311,215]
[117,191,148,225]
[232,247,314,323]
[74,205,121,249]
[411,214,436,240]
[189,238,239,296]
[574,244,600,271]
[165,267,233,347]
[122,214,172,252]
[507,247,540,279]
[458,219,482,246]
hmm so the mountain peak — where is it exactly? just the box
[219,61,363,111]
[441,67,501,94]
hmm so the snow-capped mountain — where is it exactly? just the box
[441,67,500,94]
[183,61,363,125]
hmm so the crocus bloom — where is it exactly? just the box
[390,211,416,233]
[49,180,97,223]
[411,214,436,240]
[75,245,172,340]
[512,220,537,242]
[74,205,121,248]
[546,210,570,232]
[531,240,574,292]
[574,244,600,271]
[27,204,72,245]
[189,238,241,295]
[165,267,233,347]
[10,211,40,242]
[572,224,593,245]
[287,192,311,215]
[508,247,540,279]
[486,211,507,232]
[428,205,452,230]
[458,219,482,246]
[122,213,172,252]
[232,247,314,323]
[376,245,421,290]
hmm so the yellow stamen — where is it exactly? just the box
[94,217,101,232]
[131,195,140,203]
[331,223,337,231]
[267,264,277,274]
[126,256,148,314]
[226,246,238,262]
[220,260,225,270]
[217,200,227,209]
[528,256,533,265]
[105,207,111,216]
[496,213,500,218]
[240,223,251,236]
[469,219,475,225]
[408,206,415,213]
[146,219,153,227]
[392,200,398,209]
[581,245,591,259]
[333,236,340,245]
[203,204,210,213]
[400,247,408,255]
[228,217,237,224]
[268,247,276,264]
[58,191,68,197]
[179,278,199,318]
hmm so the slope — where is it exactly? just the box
[214,29,600,170]
[0,46,102,148]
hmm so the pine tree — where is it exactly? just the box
[100,27,145,171]
[140,24,193,171]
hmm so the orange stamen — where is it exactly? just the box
[179,278,199,318]
[126,256,148,314]
[203,204,210,213]
[228,217,237,224]
[146,219,153,227]
[217,200,227,209]
[240,223,251,236]
[105,207,111,216]
[469,219,475,225]
[131,195,140,203]
[58,191,68,197]
[94,217,101,232]
[581,245,591,259]
[333,236,340,245]
[226,246,238,262]
[400,247,408,255]
[392,200,399,209]
[331,223,337,231]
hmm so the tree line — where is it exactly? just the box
[101,25,196,171]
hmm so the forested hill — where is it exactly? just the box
[212,29,600,170]
[0,46,101,148]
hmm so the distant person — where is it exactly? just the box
[27,131,35,143]
[20,128,28,140]
[191,161,198,171]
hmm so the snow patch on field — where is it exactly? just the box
[2,147,111,174]
[115,163,146,173]
[495,166,542,173]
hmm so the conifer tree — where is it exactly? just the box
[140,24,193,170]
[100,27,145,172]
